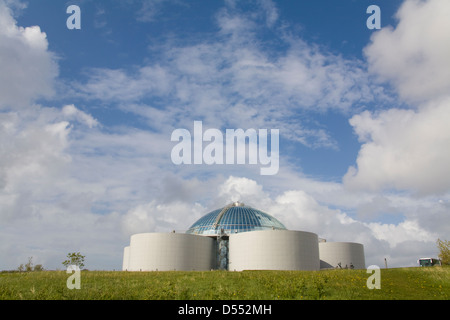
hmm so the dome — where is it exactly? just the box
[186,201,287,236]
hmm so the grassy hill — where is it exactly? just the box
[0,266,448,300]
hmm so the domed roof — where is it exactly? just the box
[186,202,287,236]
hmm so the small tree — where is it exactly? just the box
[62,252,85,270]
[17,257,44,272]
[437,239,449,265]
[25,257,34,272]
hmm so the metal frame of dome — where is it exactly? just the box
[186,201,287,236]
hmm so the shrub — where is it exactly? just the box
[437,239,449,265]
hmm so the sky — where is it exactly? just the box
[0,0,449,271]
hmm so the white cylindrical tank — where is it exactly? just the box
[319,242,365,269]
[228,230,320,271]
[122,246,130,271]
[126,233,216,271]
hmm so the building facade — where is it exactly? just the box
[122,202,365,271]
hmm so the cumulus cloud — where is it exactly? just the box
[1,0,447,271]
[0,103,175,269]
[0,104,112,269]
[338,0,449,267]
[344,99,450,195]
[0,105,100,224]
[218,176,266,203]
[121,201,207,236]
[367,219,438,248]
[364,0,450,103]
[346,0,450,196]
[0,1,58,109]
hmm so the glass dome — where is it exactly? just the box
[186,201,287,236]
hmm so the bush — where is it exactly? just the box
[17,257,44,272]
[33,264,44,272]
[437,239,450,265]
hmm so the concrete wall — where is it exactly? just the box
[122,246,130,271]
[122,231,366,272]
[124,232,216,271]
[228,230,320,271]
[319,242,365,269]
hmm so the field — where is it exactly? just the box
[0,266,448,300]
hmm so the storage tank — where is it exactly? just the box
[228,229,320,271]
[125,232,216,271]
[319,242,365,269]
[122,246,130,271]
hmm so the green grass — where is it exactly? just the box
[0,266,448,300]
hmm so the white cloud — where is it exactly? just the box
[0,111,71,216]
[347,0,450,196]
[260,0,279,28]
[365,0,450,103]
[0,103,176,269]
[62,104,99,128]
[337,0,450,264]
[367,219,438,248]
[344,98,450,195]
[72,1,383,149]
[0,103,443,270]
[121,200,207,236]
[135,0,175,22]
[218,176,266,204]
[74,65,173,103]
[0,1,58,109]
[0,0,447,272]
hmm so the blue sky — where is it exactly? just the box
[1,0,449,270]
[18,0,399,177]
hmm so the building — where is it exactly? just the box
[122,201,365,271]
